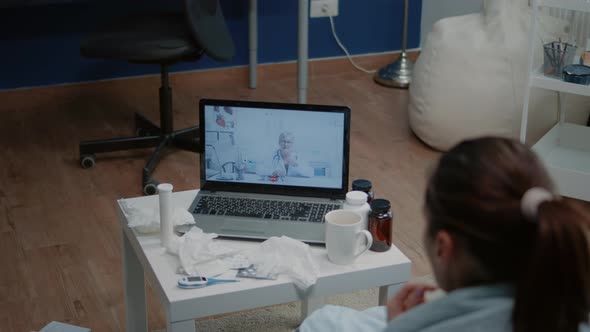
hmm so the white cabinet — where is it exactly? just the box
[521,0,590,201]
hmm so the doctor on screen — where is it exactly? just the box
[258,132,314,178]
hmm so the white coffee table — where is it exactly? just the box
[117,190,412,332]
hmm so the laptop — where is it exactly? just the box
[188,98,351,244]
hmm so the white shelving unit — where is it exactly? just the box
[538,0,590,13]
[521,0,590,201]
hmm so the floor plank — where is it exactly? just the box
[0,52,436,331]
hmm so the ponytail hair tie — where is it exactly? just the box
[521,187,554,220]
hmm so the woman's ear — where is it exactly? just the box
[434,230,456,264]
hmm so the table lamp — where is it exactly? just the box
[374,0,412,89]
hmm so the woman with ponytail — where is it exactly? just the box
[298,136,590,332]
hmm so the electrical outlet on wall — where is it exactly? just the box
[310,0,338,18]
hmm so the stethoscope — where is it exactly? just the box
[273,150,281,162]
[272,150,288,181]
[273,150,297,163]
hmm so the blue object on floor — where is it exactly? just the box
[40,321,90,332]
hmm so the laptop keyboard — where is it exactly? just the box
[191,195,341,223]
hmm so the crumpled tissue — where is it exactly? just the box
[120,199,194,234]
[174,227,241,278]
[244,236,320,290]
[172,231,320,289]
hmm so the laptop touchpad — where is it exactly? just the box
[220,219,267,235]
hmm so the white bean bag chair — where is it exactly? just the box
[409,0,581,151]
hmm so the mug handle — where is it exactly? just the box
[354,230,373,258]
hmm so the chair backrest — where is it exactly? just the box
[185,0,235,62]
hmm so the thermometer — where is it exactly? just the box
[177,276,239,289]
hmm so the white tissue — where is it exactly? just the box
[244,236,320,290]
[120,200,194,234]
[172,231,320,288]
[175,227,240,278]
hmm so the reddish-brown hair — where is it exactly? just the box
[425,137,590,332]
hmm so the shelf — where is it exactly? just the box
[537,0,590,13]
[524,1,590,202]
[530,68,590,97]
[532,123,590,201]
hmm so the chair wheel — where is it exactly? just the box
[80,154,96,169]
[143,181,159,196]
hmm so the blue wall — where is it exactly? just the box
[0,0,422,90]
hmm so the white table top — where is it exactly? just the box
[117,189,411,322]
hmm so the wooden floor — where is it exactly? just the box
[0,52,440,331]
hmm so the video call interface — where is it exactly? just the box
[203,105,346,189]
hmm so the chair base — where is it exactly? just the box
[79,112,200,195]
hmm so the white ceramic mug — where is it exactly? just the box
[325,210,373,265]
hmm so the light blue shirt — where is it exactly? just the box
[298,283,590,332]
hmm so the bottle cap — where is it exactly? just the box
[370,199,391,212]
[157,183,173,193]
[345,191,368,205]
[352,179,372,191]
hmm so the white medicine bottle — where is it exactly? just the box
[343,190,371,230]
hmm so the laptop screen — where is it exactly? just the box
[199,99,350,199]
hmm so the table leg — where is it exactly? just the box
[248,0,257,89]
[378,282,406,306]
[122,230,147,332]
[167,319,196,332]
[297,0,309,103]
[301,296,325,319]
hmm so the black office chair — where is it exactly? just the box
[79,0,235,195]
